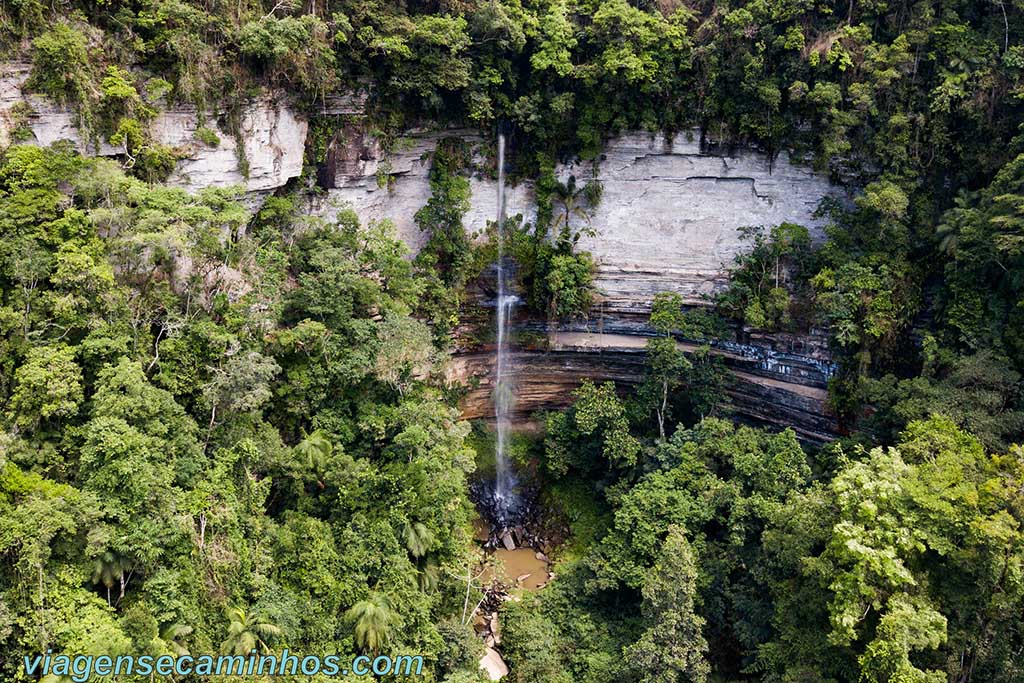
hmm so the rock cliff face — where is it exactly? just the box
[311,126,835,305]
[449,326,837,443]
[308,125,535,252]
[0,68,844,440]
[0,63,307,197]
[564,132,834,313]
[317,124,843,441]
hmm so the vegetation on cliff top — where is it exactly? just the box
[10,0,1023,413]
[2,1,1024,682]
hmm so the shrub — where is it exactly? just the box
[134,143,180,183]
[108,117,145,152]
[99,66,138,102]
[25,22,98,142]
[238,15,338,96]
[28,22,93,104]
[546,251,594,319]
[143,77,173,102]
[5,102,35,143]
[415,138,472,286]
[99,67,155,137]
[194,126,220,147]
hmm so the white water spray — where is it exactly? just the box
[494,133,517,509]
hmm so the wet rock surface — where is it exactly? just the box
[451,323,841,444]
[470,477,556,681]
[469,479,549,551]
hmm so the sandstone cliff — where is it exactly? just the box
[309,126,836,310]
[316,123,843,442]
[0,63,307,198]
[0,71,845,441]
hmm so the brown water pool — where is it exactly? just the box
[487,548,549,591]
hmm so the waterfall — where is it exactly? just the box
[493,132,518,516]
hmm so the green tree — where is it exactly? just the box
[545,252,594,319]
[375,313,435,394]
[220,605,282,655]
[27,22,94,107]
[639,293,729,437]
[642,293,692,440]
[551,175,596,245]
[641,335,691,441]
[8,344,83,430]
[401,521,435,560]
[717,223,812,331]
[90,547,133,606]
[765,416,1024,683]
[295,429,334,488]
[623,527,709,683]
[500,599,573,683]
[545,380,641,479]
[346,592,396,653]
[202,350,281,431]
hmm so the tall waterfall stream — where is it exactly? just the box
[493,132,518,520]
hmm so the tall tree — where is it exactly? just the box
[624,526,709,683]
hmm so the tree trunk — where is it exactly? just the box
[658,380,668,441]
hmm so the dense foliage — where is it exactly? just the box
[8,0,1024,394]
[508,400,1024,683]
[4,0,1024,682]
[0,145,487,681]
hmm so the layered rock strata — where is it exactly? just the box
[312,126,836,307]
[449,325,838,444]
[0,66,843,439]
[564,132,835,313]
[315,125,842,441]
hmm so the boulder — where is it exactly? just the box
[479,647,509,681]
[472,613,487,633]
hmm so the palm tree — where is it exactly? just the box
[346,592,395,653]
[220,605,282,655]
[417,554,440,593]
[936,192,974,258]
[402,521,435,559]
[91,549,133,605]
[158,623,193,656]
[553,175,597,247]
[295,429,333,488]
